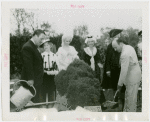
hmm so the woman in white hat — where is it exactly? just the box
[56,34,79,71]
[82,36,103,82]
[40,38,58,108]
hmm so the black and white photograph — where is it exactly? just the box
[1,1,149,121]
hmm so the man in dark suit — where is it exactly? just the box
[21,29,45,103]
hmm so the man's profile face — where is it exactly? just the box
[112,40,122,52]
[36,33,45,46]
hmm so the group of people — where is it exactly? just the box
[102,29,142,112]
[20,28,142,112]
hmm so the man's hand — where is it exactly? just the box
[28,80,34,86]
[106,71,111,77]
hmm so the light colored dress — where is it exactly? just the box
[118,44,141,112]
[56,46,79,71]
[55,46,79,111]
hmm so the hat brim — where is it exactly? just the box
[109,29,123,38]
[40,39,53,47]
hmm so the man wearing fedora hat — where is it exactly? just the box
[21,29,45,104]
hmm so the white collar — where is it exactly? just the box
[84,47,97,57]
[121,44,125,53]
[31,38,35,45]
[43,51,53,55]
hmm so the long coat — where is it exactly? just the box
[101,43,121,90]
[21,40,44,103]
[81,47,106,104]
[81,47,102,82]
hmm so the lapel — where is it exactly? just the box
[29,40,43,62]
[84,47,97,57]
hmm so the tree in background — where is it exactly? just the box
[10,10,140,79]
[11,9,27,36]
[11,9,38,36]
[125,27,139,48]
[41,21,51,31]
[22,28,32,36]
[72,24,89,57]
[73,24,89,39]
[25,11,35,32]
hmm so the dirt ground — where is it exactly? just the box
[10,79,142,112]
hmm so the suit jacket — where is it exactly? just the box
[118,44,141,86]
[21,40,44,88]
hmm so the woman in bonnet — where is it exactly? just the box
[56,33,79,71]
[81,35,103,82]
[81,36,106,106]
[40,38,58,108]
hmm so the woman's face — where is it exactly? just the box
[64,37,72,45]
[87,39,95,47]
[43,42,51,51]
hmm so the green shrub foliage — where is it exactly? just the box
[55,59,101,109]
[10,35,31,78]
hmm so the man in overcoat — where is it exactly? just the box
[21,29,45,103]
[102,29,122,92]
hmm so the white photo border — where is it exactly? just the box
[1,1,149,121]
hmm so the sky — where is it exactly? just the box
[11,9,142,36]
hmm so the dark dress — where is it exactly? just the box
[101,43,121,90]
[41,51,58,102]
[21,40,44,103]
[102,42,126,102]
[42,73,56,102]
